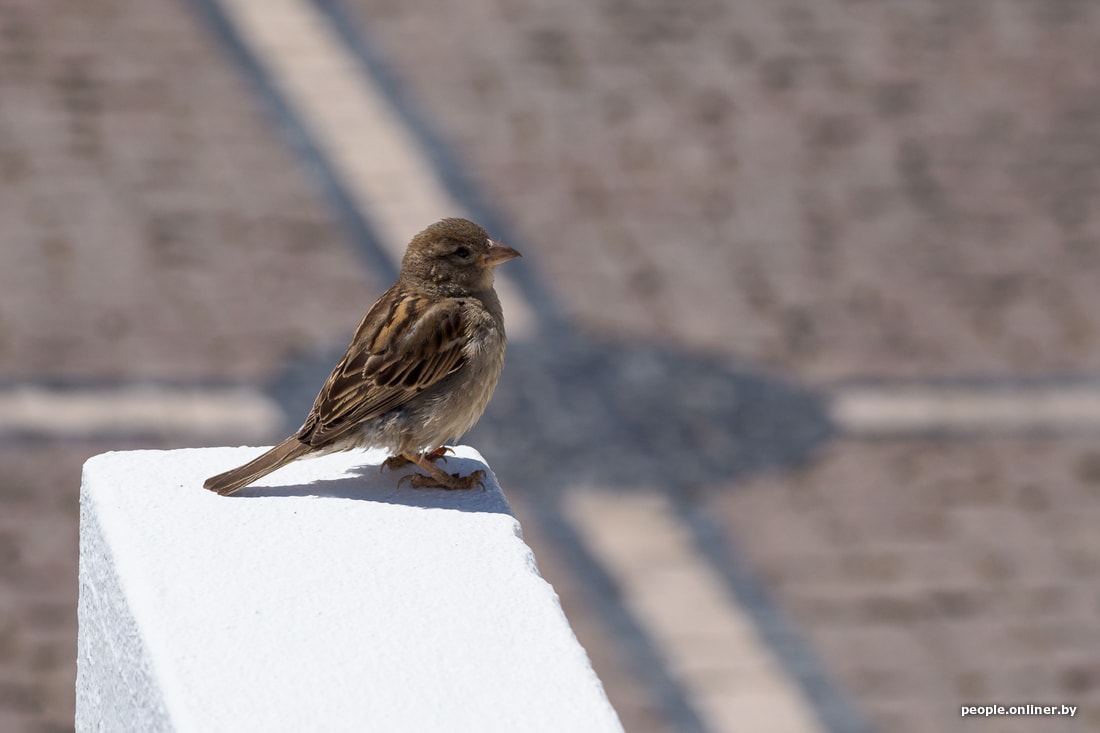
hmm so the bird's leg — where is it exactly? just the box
[396,451,485,491]
[382,446,452,472]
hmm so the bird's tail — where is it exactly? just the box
[203,437,309,496]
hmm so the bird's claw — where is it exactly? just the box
[381,447,453,473]
[382,454,411,472]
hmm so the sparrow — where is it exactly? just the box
[203,218,521,495]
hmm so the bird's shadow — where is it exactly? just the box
[223,455,514,515]
[268,330,835,499]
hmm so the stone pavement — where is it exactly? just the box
[347,0,1100,381]
[0,1,364,730]
[340,1,1100,730]
[719,438,1100,732]
[3,1,1100,732]
[0,0,371,385]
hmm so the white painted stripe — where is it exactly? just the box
[220,0,537,339]
[831,385,1100,433]
[564,490,824,733]
[0,386,282,440]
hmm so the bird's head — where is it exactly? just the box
[400,218,522,295]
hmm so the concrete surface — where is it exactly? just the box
[77,445,621,733]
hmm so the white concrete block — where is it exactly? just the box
[77,446,622,733]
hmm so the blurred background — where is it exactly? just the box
[3,1,1100,731]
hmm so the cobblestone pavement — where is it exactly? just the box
[718,438,1100,732]
[332,0,1100,730]
[0,0,372,384]
[0,0,366,729]
[4,1,1100,732]
[347,0,1100,381]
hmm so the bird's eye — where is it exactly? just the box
[454,246,471,259]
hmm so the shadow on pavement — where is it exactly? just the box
[269,332,835,498]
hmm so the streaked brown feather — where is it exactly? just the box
[296,288,468,448]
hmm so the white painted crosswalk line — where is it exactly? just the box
[564,490,824,733]
[219,0,537,339]
[831,384,1100,434]
[0,385,281,440]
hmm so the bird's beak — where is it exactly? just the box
[481,239,522,267]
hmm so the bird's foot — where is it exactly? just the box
[382,446,452,472]
[398,469,486,491]
[393,450,483,490]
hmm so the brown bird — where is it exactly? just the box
[204,218,521,495]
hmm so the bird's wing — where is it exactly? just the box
[297,288,469,448]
